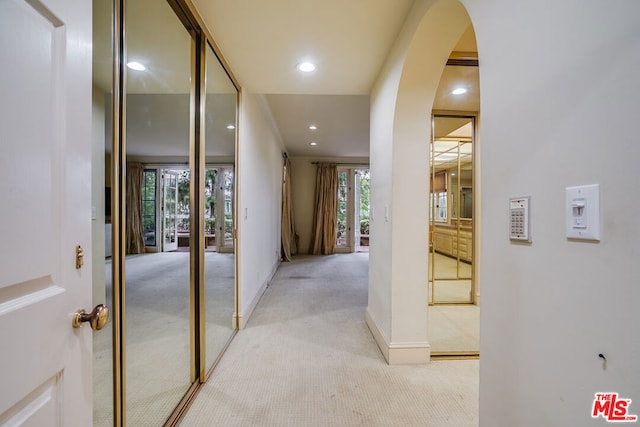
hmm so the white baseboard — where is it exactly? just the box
[235,259,280,329]
[366,307,431,365]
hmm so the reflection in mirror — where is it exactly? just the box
[429,116,473,304]
[204,44,237,371]
[124,0,192,424]
[92,0,113,424]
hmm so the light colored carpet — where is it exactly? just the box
[181,253,478,427]
[94,251,235,427]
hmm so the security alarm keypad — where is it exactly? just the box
[509,197,531,242]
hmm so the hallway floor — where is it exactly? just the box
[181,253,478,426]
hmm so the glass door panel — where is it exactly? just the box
[204,168,217,250]
[204,43,237,370]
[124,0,192,424]
[142,169,157,247]
[216,167,234,253]
[163,171,179,252]
[356,169,370,252]
[336,170,348,248]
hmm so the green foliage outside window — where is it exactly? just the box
[358,169,370,235]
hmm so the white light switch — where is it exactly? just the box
[566,184,600,241]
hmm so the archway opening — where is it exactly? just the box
[366,0,479,364]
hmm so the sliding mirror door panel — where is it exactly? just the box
[92,0,113,423]
[124,0,193,423]
[204,43,238,371]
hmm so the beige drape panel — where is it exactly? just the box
[309,162,338,255]
[126,162,145,254]
[281,156,297,261]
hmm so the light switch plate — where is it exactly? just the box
[566,184,600,241]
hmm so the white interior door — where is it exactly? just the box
[0,0,93,425]
[163,171,179,252]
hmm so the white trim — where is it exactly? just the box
[0,284,63,316]
[365,307,390,362]
[235,260,280,329]
[366,307,431,365]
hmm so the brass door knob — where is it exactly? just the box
[72,304,109,330]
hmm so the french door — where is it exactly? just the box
[336,169,351,250]
[163,171,179,252]
[336,168,370,253]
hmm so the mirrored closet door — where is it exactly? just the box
[204,42,238,372]
[99,1,239,424]
[124,0,193,424]
[429,115,474,304]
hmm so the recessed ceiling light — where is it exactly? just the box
[127,61,146,71]
[308,125,318,131]
[452,87,467,95]
[309,142,317,146]
[297,62,316,72]
[226,124,235,130]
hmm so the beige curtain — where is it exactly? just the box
[126,162,145,254]
[281,156,297,261]
[309,162,338,255]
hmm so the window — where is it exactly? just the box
[432,191,447,222]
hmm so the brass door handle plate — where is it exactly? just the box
[72,304,109,330]
[75,245,84,269]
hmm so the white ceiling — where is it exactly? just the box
[191,0,478,157]
[93,0,479,158]
[265,95,370,157]
[191,0,416,95]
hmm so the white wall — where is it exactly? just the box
[367,0,469,364]
[371,0,640,423]
[92,86,106,306]
[290,156,368,254]
[236,92,286,328]
[460,1,640,425]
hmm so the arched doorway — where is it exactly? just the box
[428,22,480,356]
[366,0,478,364]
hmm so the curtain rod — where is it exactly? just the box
[311,162,369,166]
[138,162,235,167]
